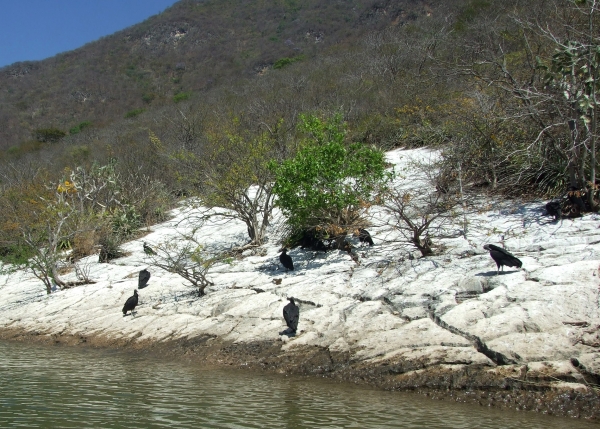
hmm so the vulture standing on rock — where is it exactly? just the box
[568,187,586,215]
[143,242,156,255]
[122,289,139,316]
[356,228,374,246]
[138,269,151,289]
[300,230,328,251]
[282,297,299,335]
[545,201,562,221]
[483,244,522,274]
[279,248,294,271]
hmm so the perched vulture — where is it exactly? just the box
[143,242,156,255]
[279,248,294,271]
[282,297,299,334]
[545,201,562,221]
[138,269,151,289]
[483,244,522,274]
[356,228,374,246]
[122,289,139,316]
[567,188,586,215]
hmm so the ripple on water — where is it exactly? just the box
[0,341,596,429]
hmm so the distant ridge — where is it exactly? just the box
[0,0,438,150]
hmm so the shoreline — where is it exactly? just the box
[2,149,600,422]
[2,327,598,420]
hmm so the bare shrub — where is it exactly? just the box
[145,230,226,296]
[69,219,102,260]
[380,155,471,257]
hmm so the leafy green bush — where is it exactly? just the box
[65,145,91,163]
[0,243,35,265]
[69,121,91,135]
[142,92,156,104]
[6,146,20,156]
[125,108,146,118]
[173,91,192,103]
[97,230,125,263]
[454,0,491,32]
[271,113,391,235]
[34,128,66,143]
[273,55,304,70]
[109,204,142,238]
[5,140,44,157]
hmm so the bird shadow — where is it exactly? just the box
[297,247,365,272]
[475,270,518,277]
[488,199,567,229]
[257,249,335,276]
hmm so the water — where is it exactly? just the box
[0,341,595,429]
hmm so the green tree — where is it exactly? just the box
[271,113,391,239]
[69,121,91,135]
[34,128,66,143]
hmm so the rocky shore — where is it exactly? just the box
[1,148,599,420]
[1,327,598,420]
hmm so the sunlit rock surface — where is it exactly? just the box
[2,148,600,399]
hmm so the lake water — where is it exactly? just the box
[0,341,595,428]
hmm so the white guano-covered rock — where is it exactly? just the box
[1,147,599,385]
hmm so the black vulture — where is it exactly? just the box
[545,201,562,221]
[356,228,374,246]
[313,240,328,252]
[143,242,156,255]
[483,244,522,274]
[282,297,299,335]
[567,187,586,215]
[122,289,139,316]
[279,248,294,271]
[138,269,151,289]
[300,230,328,251]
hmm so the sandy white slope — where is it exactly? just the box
[1,147,599,382]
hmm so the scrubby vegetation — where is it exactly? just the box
[0,0,599,292]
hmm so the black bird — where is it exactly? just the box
[122,289,139,316]
[567,187,586,215]
[138,269,151,289]
[483,244,522,275]
[300,230,328,251]
[545,201,562,221]
[356,228,374,246]
[143,242,156,255]
[282,297,299,335]
[279,248,294,271]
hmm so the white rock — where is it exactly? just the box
[1,147,599,374]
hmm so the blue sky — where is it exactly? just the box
[0,0,179,68]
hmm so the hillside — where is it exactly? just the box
[1,0,595,208]
[0,0,444,151]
